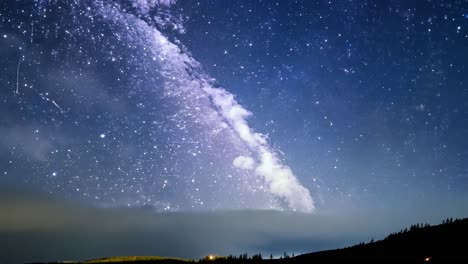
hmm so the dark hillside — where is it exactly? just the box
[289,217,468,263]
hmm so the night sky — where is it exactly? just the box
[1,0,468,262]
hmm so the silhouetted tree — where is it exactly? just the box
[442,218,454,224]
[252,253,262,261]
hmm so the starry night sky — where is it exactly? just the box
[174,0,468,211]
[2,0,468,262]
[1,0,468,216]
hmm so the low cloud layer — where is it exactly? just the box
[0,189,394,264]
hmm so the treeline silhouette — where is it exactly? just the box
[199,252,298,263]
[344,217,464,248]
[199,253,264,263]
[383,217,461,242]
[199,217,468,264]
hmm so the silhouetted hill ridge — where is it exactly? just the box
[289,217,468,263]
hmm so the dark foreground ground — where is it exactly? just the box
[290,217,468,263]
[29,217,468,264]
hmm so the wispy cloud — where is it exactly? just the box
[132,0,177,15]
[233,156,255,170]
